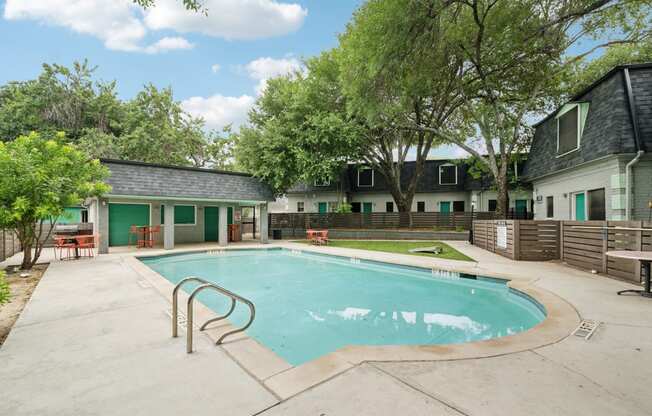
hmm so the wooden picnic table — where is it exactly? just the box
[606,251,652,298]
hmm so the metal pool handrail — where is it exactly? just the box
[172,276,256,353]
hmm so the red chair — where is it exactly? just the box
[315,230,329,246]
[77,234,100,258]
[54,235,76,260]
[138,226,159,248]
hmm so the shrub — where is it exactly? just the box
[0,271,9,306]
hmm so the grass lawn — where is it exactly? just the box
[296,240,474,262]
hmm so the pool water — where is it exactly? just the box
[142,249,545,365]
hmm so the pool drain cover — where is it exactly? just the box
[573,320,600,340]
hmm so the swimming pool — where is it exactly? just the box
[141,249,545,365]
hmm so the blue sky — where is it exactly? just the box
[0,0,363,132]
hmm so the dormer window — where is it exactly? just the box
[438,164,457,185]
[314,179,330,187]
[556,102,588,156]
[357,167,374,187]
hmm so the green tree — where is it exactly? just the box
[133,0,203,11]
[0,61,122,142]
[0,133,110,270]
[344,0,652,216]
[569,41,652,95]
[236,51,364,194]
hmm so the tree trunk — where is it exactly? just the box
[395,197,414,228]
[20,243,33,270]
[495,175,509,219]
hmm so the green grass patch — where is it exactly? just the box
[295,240,474,262]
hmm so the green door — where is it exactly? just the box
[362,202,373,213]
[108,203,150,246]
[575,193,586,221]
[228,207,234,225]
[515,199,528,214]
[204,207,219,242]
[318,202,328,213]
[440,201,451,213]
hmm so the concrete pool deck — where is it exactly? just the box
[1,241,652,415]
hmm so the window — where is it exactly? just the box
[297,201,304,212]
[546,196,554,218]
[357,168,374,187]
[417,201,425,212]
[81,209,89,223]
[557,105,580,155]
[351,202,361,213]
[453,201,465,212]
[314,179,330,187]
[439,164,457,185]
[588,188,606,220]
[160,205,165,224]
[488,199,497,212]
[386,202,394,212]
[174,205,196,225]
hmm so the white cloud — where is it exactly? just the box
[4,0,149,52]
[144,36,194,54]
[144,0,307,40]
[4,0,306,53]
[244,56,305,94]
[181,94,256,131]
[211,64,221,74]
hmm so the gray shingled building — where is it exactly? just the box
[87,160,274,253]
[523,63,652,221]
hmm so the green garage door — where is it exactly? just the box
[109,203,150,246]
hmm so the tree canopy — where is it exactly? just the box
[0,61,235,169]
[0,133,110,269]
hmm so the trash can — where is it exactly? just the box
[272,229,282,240]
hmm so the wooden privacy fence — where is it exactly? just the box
[1,229,21,263]
[270,211,532,233]
[472,219,652,284]
[561,221,652,284]
[472,220,560,261]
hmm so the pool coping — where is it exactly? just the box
[124,243,580,400]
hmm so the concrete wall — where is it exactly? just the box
[531,156,627,220]
[632,156,652,220]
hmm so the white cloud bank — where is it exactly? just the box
[144,0,307,40]
[3,0,307,53]
[183,56,305,130]
[244,56,304,94]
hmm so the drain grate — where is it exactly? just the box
[573,319,600,340]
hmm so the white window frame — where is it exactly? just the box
[438,164,457,185]
[357,168,374,187]
[313,179,331,187]
[556,104,582,157]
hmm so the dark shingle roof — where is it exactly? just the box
[523,64,652,181]
[101,159,274,202]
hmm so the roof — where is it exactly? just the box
[523,63,652,181]
[533,62,652,128]
[100,159,274,202]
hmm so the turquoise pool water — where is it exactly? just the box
[142,249,545,365]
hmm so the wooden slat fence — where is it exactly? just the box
[270,211,528,236]
[473,220,651,284]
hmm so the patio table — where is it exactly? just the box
[606,251,652,298]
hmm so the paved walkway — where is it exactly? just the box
[1,242,651,415]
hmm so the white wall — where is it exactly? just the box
[531,156,626,220]
[349,192,471,212]
[282,192,343,213]
[471,189,533,211]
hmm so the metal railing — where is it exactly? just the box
[172,277,256,353]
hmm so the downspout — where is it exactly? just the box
[623,68,645,220]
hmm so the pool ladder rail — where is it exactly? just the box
[172,277,256,353]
